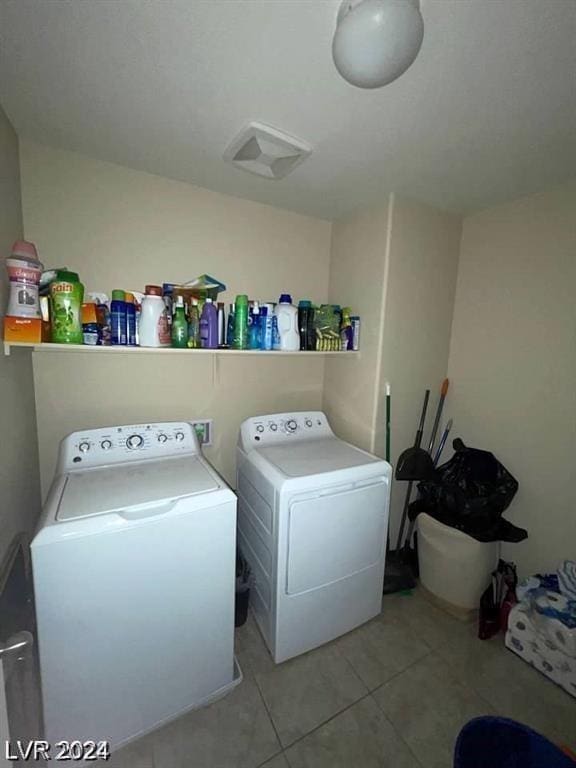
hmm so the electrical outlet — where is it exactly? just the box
[190,419,213,447]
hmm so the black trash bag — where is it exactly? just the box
[410,438,527,543]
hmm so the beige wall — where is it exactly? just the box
[448,180,576,576]
[20,142,331,495]
[323,195,461,543]
[0,110,41,561]
[323,200,390,452]
[377,197,461,544]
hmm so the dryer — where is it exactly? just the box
[32,421,239,750]
[237,411,391,663]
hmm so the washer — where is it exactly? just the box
[32,421,239,750]
[237,411,391,663]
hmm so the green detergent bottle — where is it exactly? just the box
[171,295,188,348]
[234,294,249,350]
[50,271,84,344]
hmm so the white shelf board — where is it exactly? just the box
[4,341,359,358]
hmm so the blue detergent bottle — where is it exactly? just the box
[110,289,127,345]
[261,303,275,350]
[249,301,261,349]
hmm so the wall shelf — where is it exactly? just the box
[4,341,359,358]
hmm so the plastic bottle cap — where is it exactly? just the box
[192,298,198,306]
[298,300,312,308]
[279,294,292,304]
[235,294,248,305]
[124,292,135,303]
[112,290,125,301]
[253,300,260,312]
[175,295,184,307]
[54,270,80,283]
[205,297,213,303]
[145,285,163,296]
[11,240,40,262]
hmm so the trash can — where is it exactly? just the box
[417,513,499,612]
[454,716,574,768]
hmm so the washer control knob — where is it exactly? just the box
[126,434,144,450]
[175,431,185,442]
[256,425,265,434]
[157,433,168,443]
[305,418,313,428]
[269,423,278,432]
[79,441,90,453]
[285,419,298,433]
[100,439,112,451]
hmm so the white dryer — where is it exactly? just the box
[236,411,391,663]
[32,421,239,751]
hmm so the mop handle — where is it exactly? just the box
[414,389,430,448]
[433,418,453,466]
[385,382,391,463]
[427,378,449,454]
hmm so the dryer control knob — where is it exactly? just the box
[285,419,298,433]
[157,433,168,443]
[79,441,90,453]
[126,434,144,450]
[305,419,313,428]
[100,439,112,451]
[256,425,265,434]
[175,431,185,442]
[269,423,278,432]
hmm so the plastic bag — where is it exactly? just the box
[413,438,526,543]
[478,559,518,639]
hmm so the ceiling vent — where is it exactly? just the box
[224,122,312,180]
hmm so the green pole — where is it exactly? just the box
[385,382,391,463]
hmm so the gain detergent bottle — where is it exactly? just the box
[50,271,84,344]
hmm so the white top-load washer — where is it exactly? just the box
[237,411,391,663]
[31,421,239,751]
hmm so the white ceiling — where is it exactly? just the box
[1,0,575,220]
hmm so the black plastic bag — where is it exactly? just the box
[412,438,526,543]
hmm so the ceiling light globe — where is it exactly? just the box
[332,0,424,89]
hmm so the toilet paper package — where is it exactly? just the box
[506,602,576,699]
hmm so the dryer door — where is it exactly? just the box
[286,481,388,595]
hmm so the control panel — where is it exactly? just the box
[58,422,199,472]
[238,411,334,451]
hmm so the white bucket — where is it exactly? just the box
[417,513,499,611]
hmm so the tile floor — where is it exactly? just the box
[111,589,575,768]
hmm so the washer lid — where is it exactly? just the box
[56,456,220,521]
[256,438,382,478]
